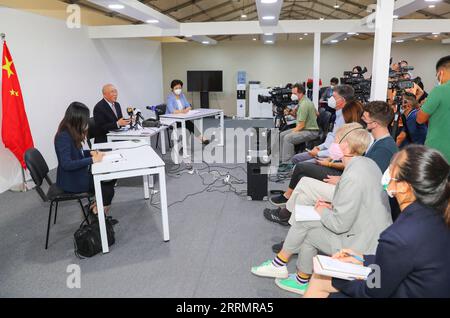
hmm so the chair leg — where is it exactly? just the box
[53,201,59,224]
[167,129,172,148]
[45,201,54,249]
[78,199,90,224]
[155,132,160,149]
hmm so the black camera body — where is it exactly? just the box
[258,87,298,130]
[341,67,371,102]
[388,66,415,91]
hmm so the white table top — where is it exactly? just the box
[92,146,164,175]
[91,140,148,150]
[160,108,223,121]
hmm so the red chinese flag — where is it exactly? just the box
[1,41,34,168]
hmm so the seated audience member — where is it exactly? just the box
[55,102,116,219]
[417,55,450,163]
[266,101,397,225]
[291,85,355,165]
[166,79,209,144]
[396,94,427,148]
[252,123,392,295]
[275,83,319,163]
[319,77,339,107]
[93,84,130,143]
[304,145,450,298]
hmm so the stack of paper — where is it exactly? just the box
[102,153,124,163]
[313,255,372,281]
[295,205,321,222]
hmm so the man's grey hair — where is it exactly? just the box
[334,85,355,102]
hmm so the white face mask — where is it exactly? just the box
[291,94,299,101]
[174,89,182,95]
[381,167,396,198]
[328,96,337,109]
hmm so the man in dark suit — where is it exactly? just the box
[93,84,130,143]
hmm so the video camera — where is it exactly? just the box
[340,67,371,102]
[388,65,415,91]
[258,86,298,129]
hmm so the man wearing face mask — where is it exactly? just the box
[396,93,427,148]
[291,85,355,165]
[417,55,450,162]
[277,83,319,163]
[319,77,339,107]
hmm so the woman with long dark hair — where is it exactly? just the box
[54,102,115,216]
[304,145,450,298]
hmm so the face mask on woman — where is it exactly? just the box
[381,167,397,198]
[328,96,337,109]
[174,88,182,95]
[329,143,344,161]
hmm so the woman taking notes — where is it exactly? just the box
[166,79,209,144]
[305,145,450,298]
[54,102,116,220]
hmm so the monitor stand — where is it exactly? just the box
[200,91,209,109]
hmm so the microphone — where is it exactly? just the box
[133,108,145,120]
[126,107,134,118]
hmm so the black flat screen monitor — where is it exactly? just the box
[187,71,223,92]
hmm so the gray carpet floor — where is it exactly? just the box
[0,118,300,298]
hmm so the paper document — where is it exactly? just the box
[102,153,124,163]
[295,205,321,222]
[313,255,372,281]
[188,110,200,115]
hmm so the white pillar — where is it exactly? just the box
[370,0,395,101]
[313,32,321,110]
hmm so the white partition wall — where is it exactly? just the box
[0,7,164,193]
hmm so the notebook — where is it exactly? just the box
[295,205,321,222]
[313,255,372,281]
[102,153,124,163]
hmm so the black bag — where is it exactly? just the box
[74,218,115,258]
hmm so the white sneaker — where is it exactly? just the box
[251,260,288,279]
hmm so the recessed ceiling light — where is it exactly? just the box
[261,0,278,4]
[319,17,325,20]
[253,38,257,41]
[304,33,308,36]
[393,15,399,19]
[241,14,247,18]
[264,33,273,36]
[334,4,340,9]
[299,37,303,40]
[265,40,274,44]
[347,32,356,35]
[432,32,440,35]
[262,16,276,20]
[344,38,348,40]
[146,19,159,24]
[108,4,125,10]
[331,40,339,43]
[395,40,404,43]
[202,41,210,44]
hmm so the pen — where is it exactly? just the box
[347,253,365,263]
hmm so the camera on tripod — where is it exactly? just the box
[388,66,415,91]
[258,86,298,130]
[340,67,371,102]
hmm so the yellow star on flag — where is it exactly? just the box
[2,56,15,78]
[10,89,19,97]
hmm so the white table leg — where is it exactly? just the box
[158,168,170,241]
[160,129,166,155]
[94,177,109,253]
[143,175,150,199]
[219,111,225,146]
[172,123,180,165]
[181,120,189,159]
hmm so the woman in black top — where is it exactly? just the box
[304,145,450,298]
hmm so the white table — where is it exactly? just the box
[160,109,224,159]
[106,119,177,155]
[91,145,170,253]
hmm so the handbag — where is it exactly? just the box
[74,217,115,258]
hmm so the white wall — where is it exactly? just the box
[162,39,448,115]
[0,7,164,193]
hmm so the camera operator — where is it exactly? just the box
[395,93,427,148]
[277,83,319,164]
[417,55,450,163]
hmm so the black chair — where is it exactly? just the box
[87,117,99,149]
[295,109,333,152]
[24,148,91,249]
[152,104,173,150]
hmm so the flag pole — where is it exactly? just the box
[0,33,5,42]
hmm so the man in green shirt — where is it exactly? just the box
[417,55,450,163]
[279,83,319,162]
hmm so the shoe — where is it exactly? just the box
[272,241,284,254]
[251,260,288,279]
[106,216,119,225]
[263,208,289,226]
[275,274,309,295]
[269,194,288,207]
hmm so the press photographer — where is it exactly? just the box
[340,66,371,102]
